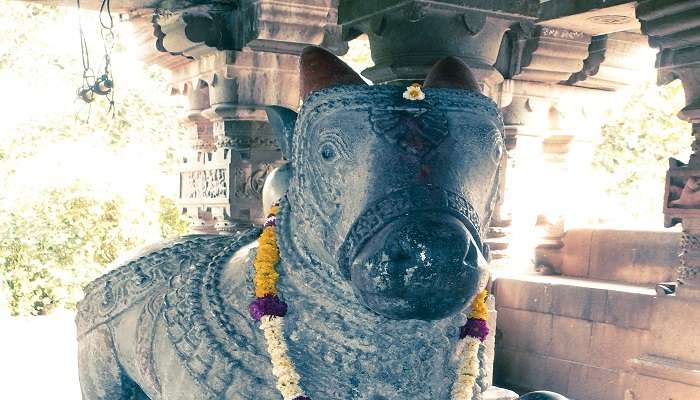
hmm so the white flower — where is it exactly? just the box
[403,83,425,101]
[259,315,308,400]
[452,337,481,400]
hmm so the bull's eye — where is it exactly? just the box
[491,132,505,164]
[320,143,338,161]
[492,143,503,164]
[317,129,349,163]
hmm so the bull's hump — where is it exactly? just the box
[76,232,255,337]
[161,228,278,399]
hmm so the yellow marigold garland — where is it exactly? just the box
[468,289,489,321]
[254,226,281,297]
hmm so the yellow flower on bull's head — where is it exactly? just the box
[403,83,425,101]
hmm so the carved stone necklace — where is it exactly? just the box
[247,199,489,400]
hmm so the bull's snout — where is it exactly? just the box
[349,212,485,320]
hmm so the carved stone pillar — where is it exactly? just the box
[484,129,517,263]
[497,80,610,270]
[197,50,299,232]
[639,0,700,296]
[130,1,345,232]
[491,24,652,268]
[338,0,539,95]
[491,25,589,266]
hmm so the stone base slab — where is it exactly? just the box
[484,386,519,400]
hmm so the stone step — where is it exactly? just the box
[627,354,700,387]
[484,386,519,400]
[561,229,678,286]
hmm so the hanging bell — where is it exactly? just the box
[78,87,95,103]
[93,74,113,95]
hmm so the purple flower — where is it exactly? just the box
[249,295,288,321]
[459,318,489,342]
[264,216,276,228]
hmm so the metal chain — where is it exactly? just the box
[75,0,116,119]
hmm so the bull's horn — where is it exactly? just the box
[265,106,297,160]
[300,46,366,100]
[423,57,480,93]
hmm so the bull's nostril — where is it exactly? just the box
[465,239,477,264]
[386,239,409,261]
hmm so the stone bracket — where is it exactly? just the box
[151,1,346,63]
[154,5,248,60]
[638,0,700,122]
[496,24,592,83]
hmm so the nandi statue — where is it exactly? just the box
[76,47,565,400]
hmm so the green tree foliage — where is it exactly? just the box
[591,74,692,228]
[0,2,190,315]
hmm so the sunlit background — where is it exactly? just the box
[0,1,693,399]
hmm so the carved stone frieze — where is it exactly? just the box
[180,168,228,200]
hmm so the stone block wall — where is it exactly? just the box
[560,229,679,285]
[493,229,700,400]
[493,276,655,399]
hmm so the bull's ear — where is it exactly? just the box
[300,46,366,100]
[266,106,297,159]
[423,56,481,93]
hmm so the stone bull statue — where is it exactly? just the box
[76,47,566,400]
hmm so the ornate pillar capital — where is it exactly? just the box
[337,0,538,97]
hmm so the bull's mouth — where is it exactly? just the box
[337,186,489,320]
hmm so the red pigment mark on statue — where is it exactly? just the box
[418,164,432,183]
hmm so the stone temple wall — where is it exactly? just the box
[493,229,700,399]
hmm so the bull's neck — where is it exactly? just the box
[276,197,353,300]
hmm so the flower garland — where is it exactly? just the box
[249,202,489,400]
[248,204,308,400]
[453,289,490,400]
